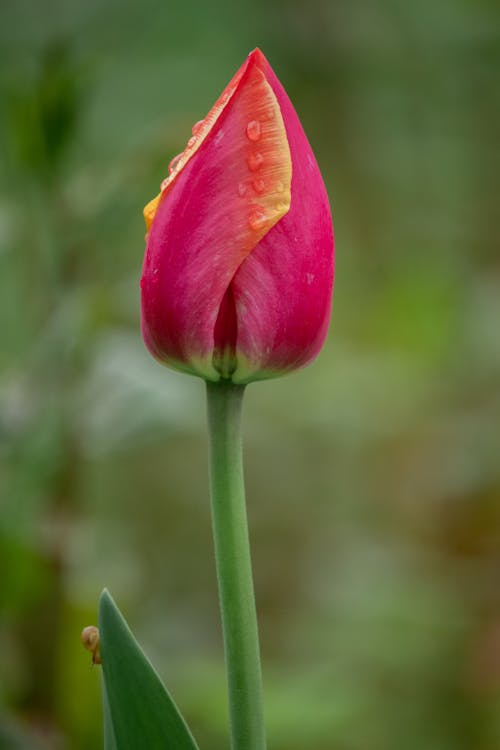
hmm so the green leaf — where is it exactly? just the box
[102,677,118,750]
[99,589,200,750]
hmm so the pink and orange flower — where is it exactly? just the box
[141,49,334,383]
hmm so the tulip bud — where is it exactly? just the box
[141,48,334,383]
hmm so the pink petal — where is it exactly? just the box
[141,51,292,380]
[231,50,335,383]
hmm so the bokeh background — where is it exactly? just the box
[1,0,499,748]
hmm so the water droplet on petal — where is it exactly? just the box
[161,177,169,190]
[168,153,182,173]
[246,120,261,141]
[192,119,204,135]
[187,136,196,148]
[252,179,265,194]
[238,182,248,196]
[248,208,267,231]
[247,152,264,172]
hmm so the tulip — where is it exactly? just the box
[136,50,337,750]
[141,48,334,384]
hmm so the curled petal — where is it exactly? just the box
[231,51,334,383]
[141,51,292,380]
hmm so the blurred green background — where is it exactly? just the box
[1,0,499,748]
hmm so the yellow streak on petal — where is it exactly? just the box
[144,194,162,231]
[143,64,247,229]
[240,67,292,242]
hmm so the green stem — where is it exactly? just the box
[206,380,266,750]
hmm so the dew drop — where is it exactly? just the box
[247,152,264,172]
[168,153,182,173]
[252,179,265,194]
[246,120,261,141]
[161,177,169,190]
[248,208,267,231]
[187,136,197,148]
[192,119,204,135]
[238,182,248,197]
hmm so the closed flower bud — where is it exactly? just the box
[141,48,334,383]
